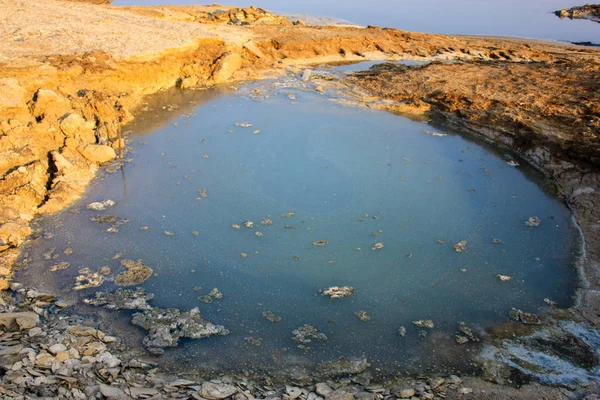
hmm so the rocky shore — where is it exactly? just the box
[555,4,600,24]
[1,0,600,398]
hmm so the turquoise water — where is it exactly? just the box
[114,0,600,44]
[17,76,580,378]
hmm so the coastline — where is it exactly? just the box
[1,0,600,398]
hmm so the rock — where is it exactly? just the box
[316,383,333,397]
[243,40,266,58]
[491,238,502,244]
[0,222,32,248]
[49,343,67,355]
[302,69,312,81]
[50,261,70,272]
[99,384,130,400]
[292,324,328,345]
[90,214,118,223]
[371,242,384,250]
[497,274,512,282]
[87,199,116,210]
[412,320,434,329]
[458,388,473,395]
[73,268,105,290]
[114,259,153,286]
[320,286,355,299]
[77,144,117,163]
[211,52,243,83]
[262,311,281,322]
[0,311,39,330]
[509,308,541,324]
[84,288,154,310]
[398,326,407,337]
[200,382,239,400]
[319,358,370,375]
[453,240,467,252]
[286,386,303,399]
[281,212,295,217]
[524,216,541,227]
[325,390,354,400]
[132,306,228,354]
[313,240,328,246]
[354,310,372,321]
[60,113,96,144]
[544,298,558,306]
[397,388,415,399]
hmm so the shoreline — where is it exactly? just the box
[1,0,600,398]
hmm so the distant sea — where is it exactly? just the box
[113,0,599,44]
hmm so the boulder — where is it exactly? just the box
[200,382,239,399]
[211,52,243,83]
[60,113,96,144]
[0,311,40,330]
[77,144,116,163]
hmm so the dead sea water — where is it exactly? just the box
[16,73,581,378]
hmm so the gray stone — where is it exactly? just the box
[316,383,333,397]
[0,312,39,330]
[200,382,239,399]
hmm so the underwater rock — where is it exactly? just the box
[73,267,105,290]
[199,295,212,303]
[320,286,355,299]
[49,261,70,272]
[354,311,372,321]
[244,221,254,228]
[318,357,370,376]
[86,199,116,211]
[313,240,328,246]
[209,288,223,299]
[261,218,273,225]
[453,240,467,252]
[114,259,153,286]
[371,242,384,250]
[199,188,208,198]
[90,215,118,224]
[509,308,541,325]
[255,231,263,237]
[132,306,228,355]
[413,320,435,329]
[497,274,512,282]
[455,322,478,344]
[84,288,154,310]
[292,324,327,346]
[281,212,295,218]
[245,337,263,346]
[525,216,541,227]
[262,311,281,322]
[544,298,558,306]
[398,326,407,337]
[232,224,241,229]
[491,238,502,244]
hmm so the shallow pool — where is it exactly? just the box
[17,72,581,379]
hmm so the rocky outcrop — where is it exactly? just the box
[555,4,600,24]
[63,0,112,4]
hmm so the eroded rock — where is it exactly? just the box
[84,288,153,310]
[114,259,153,286]
[320,286,355,299]
[132,307,228,354]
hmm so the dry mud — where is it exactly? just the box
[1,0,600,398]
